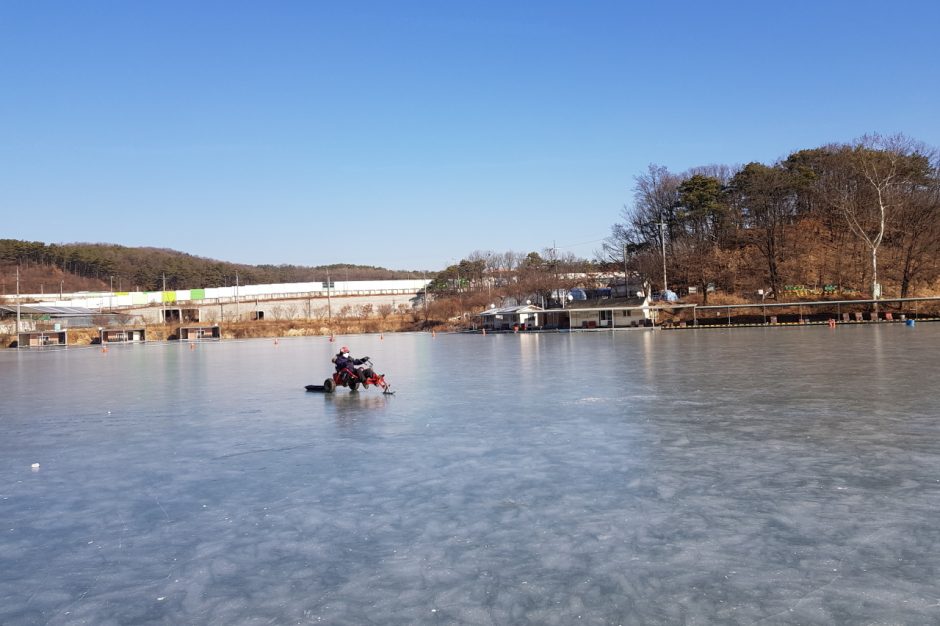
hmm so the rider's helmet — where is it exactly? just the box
[341,346,350,353]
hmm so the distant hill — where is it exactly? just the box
[0,239,426,294]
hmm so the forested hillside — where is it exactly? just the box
[421,135,940,314]
[602,134,940,302]
[0,240,424,294]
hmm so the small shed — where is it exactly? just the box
[18,329,68,348]
[100,328,147,344]
[179,325,221,341]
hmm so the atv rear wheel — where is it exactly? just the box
[348,380,360,391]
[323,378,335,393]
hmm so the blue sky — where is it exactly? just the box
[2,1,938,271]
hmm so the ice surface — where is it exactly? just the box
[2,325,940,624]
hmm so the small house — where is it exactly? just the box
[18,329,68,348]
[100,328,146,344]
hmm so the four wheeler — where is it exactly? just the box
[308,360,393,394]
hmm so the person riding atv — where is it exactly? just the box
[314,346,389,393]
[332,346,374,384]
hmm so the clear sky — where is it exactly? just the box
[2,1,938,271]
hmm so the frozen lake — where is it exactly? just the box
[2,325,940,624]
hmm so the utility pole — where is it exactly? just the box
[622,244,628,297]
[235,271,239,321]
[553,240,561,307]
[162,273,167,324]
[657,218,668,293]
[15,267,21,336]
[326,271,332,327]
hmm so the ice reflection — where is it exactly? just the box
[2,326,940,624]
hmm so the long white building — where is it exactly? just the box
[18,279,431,310]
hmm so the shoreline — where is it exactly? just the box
[4,309,939,349]
[1,318,447,349]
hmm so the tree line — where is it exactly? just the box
[421,134,939,316]
[0,240,426,292]
[424,249,611,315]
[602,134,940,302]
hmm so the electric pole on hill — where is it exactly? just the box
[622,244,628,295]
[658,218,668,293]
[15,267,21,336]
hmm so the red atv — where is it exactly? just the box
[306,360,392,394]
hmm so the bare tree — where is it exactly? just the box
[688,163,736,185]
[603,164,681,290]
[827,134,923,300]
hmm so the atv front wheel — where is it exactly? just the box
[348,380,360,391]
[323,378,335,393]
